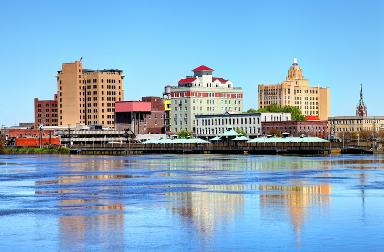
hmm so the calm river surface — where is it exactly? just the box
[0,154,384,251]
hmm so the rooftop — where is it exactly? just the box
[193,65,214,72]
[248,136,329,143]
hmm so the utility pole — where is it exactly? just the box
[68,125,72,147]
[38,124,43,148]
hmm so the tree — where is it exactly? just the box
[0,135,5,154]
[235,128,247,136]
[257,104,305,121]
[268,128,282,137]
[245,108,258,114]
[358,130,371,141]
[177,130,193,139]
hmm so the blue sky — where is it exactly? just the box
[0,0,383,126]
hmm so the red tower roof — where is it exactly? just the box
[212,77,228,83]
[192,65,214,72]
[178,77,196,85]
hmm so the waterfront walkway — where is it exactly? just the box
[71,142,332,155]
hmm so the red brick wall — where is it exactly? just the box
[34,95,58,128]
[15,137,61,147]
[262,121,328,138]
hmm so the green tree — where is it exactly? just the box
[177,130,193,139]
[0,135,6,154]
[235,128,247,136]
[257,104,305,121]
[245,108,258,114]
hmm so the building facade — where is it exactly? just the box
[328,85,384,136]
[195,112,291,137]
[115,97,165,134]
[262,120,328,138]
[57,60,124,128]
[258,58,330,120]
[163,85,172,133]
[170,65,243,133]
[34,94,58,128]
[328,116,384,136]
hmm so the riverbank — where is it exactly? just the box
[2,147,70,154]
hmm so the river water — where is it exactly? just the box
[0,154,384,251]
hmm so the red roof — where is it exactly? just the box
[212,77,228,83]
[178,77,196,85]
[305,115,320,121]
[115,101,151,112]
[192,65,214,72]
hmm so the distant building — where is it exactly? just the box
[262,120,328,138]
[195,112,291,137]
[170,65,243,133]
[57,60,124,128]
[18,122,35,128]
[115,96,165,134]
[2,128,60,147]
[163,85,172,133]
[328,116,384,136]
[258,58,330,120]
[329,85,384,136]
[356,84,367,117]
[34,94,58,128]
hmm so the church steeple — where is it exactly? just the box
[356,84,368,117]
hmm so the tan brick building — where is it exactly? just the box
[258,58,330,120]
[57,60,124,128]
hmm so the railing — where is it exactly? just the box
[72,142,331,155]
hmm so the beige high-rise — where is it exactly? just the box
[57,60,124,127]
[258,58,330,120]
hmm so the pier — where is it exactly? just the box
[71,142,332,155]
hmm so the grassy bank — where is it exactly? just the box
[3,147,71,154]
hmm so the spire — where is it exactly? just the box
[360,83,363,100]
[356,84,368,117]
[293,57,298,65]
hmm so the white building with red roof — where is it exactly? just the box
[170,65,243,133]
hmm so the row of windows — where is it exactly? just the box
[37,109,58,113]
[37,119,58,123]
[196,127,261,135]
[197,117,261,126]
[37,114,58,118]
[37,103,57,108]
[331,120,383,124]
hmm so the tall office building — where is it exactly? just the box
[57,60,124,127]
[258,58,330,120]
[170,65,243,133]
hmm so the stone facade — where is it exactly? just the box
[258,58,330,120]
[328,116,384,136]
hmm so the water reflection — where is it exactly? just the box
[2,154,384,251]
[259,183,331,245]
[168,185,244,235]
[34,157,127,252]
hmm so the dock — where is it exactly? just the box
[71,142,331,155]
